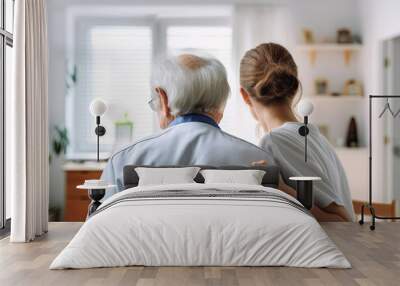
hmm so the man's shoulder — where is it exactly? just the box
[109,128,175,161]
[109,123,271,162]
[217,129,268,155]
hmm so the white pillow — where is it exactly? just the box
[135,167,201,186]
[200,169,266,185]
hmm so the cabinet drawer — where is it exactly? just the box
[64,199,90,222]
[64,170,102,221]
[67,188,90,200]
[67,171,101,184]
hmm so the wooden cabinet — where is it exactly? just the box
[64,170,102,221]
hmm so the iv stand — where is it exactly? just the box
[359,95,400,230]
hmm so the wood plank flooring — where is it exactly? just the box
[0,222,399,286]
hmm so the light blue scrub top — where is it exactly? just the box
[101,113,275,198]
[259,122,356,221]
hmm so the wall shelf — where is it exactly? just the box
[296,43,362,65]
[308,94,364,102]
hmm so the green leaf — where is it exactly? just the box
[52,125,70,157]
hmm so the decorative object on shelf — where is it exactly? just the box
[301,29,316,64]
[289,177,321,210]
[336,29,355,64]
[359,95,400,230]
[115,113,133,141]
[315,78,328,95]
[89,98,107,162]
[337,28,352,44]
[343,79,363,96]
[77,180,115,216]
[297,99,314,162]
[346,117,359,147]
[111,113,134,153]
[302,29,315,44]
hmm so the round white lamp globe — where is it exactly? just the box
[297,99,314,117]
[89,98,107,117]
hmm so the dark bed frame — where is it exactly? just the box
[123,165,280,189]
[87,165,281,216]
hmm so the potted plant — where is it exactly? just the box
[49,126,69,221]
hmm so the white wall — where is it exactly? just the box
[358,0,400,202]
[337,148,369,201]
[232,0,363,144]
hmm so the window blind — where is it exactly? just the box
[72,25,154,156]
[166,26,235,133]
[69,23,233,158]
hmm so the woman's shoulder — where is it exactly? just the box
[260,122,302,143]
[259,122,324,151]
[258,132,286,153]
[258,133,273,148]
[270,122,321,139]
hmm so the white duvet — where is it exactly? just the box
[50,183,350,269]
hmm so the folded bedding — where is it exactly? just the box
[50,183,350,269]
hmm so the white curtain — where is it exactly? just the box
[231,4,291,144]
[10,0,49,242]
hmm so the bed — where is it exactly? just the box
[50,165,350,269]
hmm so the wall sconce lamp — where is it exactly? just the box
[297,99,314,162]
[89,98,107,162]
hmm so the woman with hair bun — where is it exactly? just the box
[240,43,355,222]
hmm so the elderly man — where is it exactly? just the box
[101,54,274,197]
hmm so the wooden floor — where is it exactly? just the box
[0,222,399,286]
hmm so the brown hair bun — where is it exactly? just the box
[255,66,299,104]
[240,43,300,106]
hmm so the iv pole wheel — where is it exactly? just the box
[359,220,364,225]
[370,225,375,231]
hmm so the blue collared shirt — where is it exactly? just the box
[169,113,220,129]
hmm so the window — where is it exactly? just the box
[69,21,154,158]
[1,0,14,231]
[68,17,232,158]
[165,23,234,133]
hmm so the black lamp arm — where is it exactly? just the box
[298,116,310,162]
[94,116,106,162]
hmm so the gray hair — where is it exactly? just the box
[150,54,230,116]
